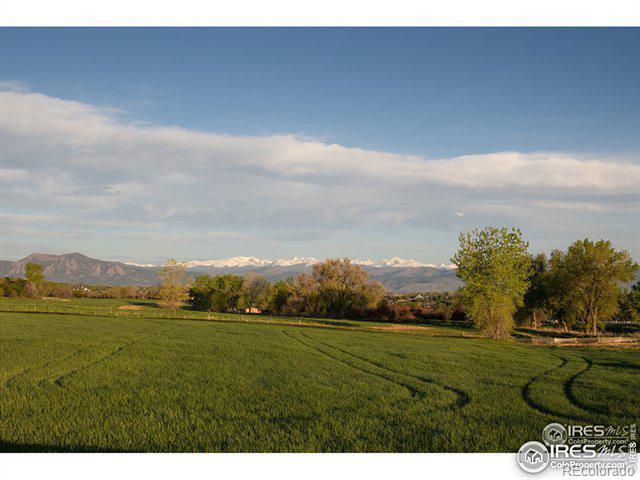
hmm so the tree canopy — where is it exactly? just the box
[452,227,531,338]
[517,253,552,328]
[241,273,270,311]
[312,258,384,318]
[189,274,244,313]
[158,259,188,310]
[548,239,638,335]
[25,262,45,285]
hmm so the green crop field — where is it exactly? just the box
[0,298,638,452]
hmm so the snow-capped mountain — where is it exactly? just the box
[125,256,456,270]
[435,262,458,270]
[379,257,429,268]
[185,256,272,268]
[124,262,157,268]
[271,257,320,267]
[351,259,377,266]
[353,257,456,269]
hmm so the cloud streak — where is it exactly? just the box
[0,86,638,261]
[2,90,639,191]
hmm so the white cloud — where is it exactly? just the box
[0,212,59,223]
[0,168,31,181]
[0,80,30,93]
[0,88,638,259]
[529,200,640,213]
[1,90,639,192]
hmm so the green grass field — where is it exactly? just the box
[0,298,638,452]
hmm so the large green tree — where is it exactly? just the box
[24,262,45,298]
[518,253,552,328]
[189,275,217,311]
[241,273,270,312]
[546,249,580,331]
[452,227,531,339]
[189,274,244,313]
[25,262,45,284]
[287,273,323,316]
[268,279,293,314]
[312,258,384,318]
[158,259,188,310]
[550,239,638,335]
[618,282,640,323]
[284,259,384,318]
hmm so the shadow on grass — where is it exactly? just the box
[0,439,122,453]
[597,361,640,370]
[417,320,474,329]
[302,319,355,328]
[515,328,581,339]
[125,300,160,308]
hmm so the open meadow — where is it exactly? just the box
[0,298,638,452]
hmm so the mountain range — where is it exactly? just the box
[141,255,458,270]
[0,253,462,293]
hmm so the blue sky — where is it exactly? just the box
[0,28,639,263]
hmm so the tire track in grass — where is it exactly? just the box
[563,357,610,415]
[3,343,100,389]
[596,361,640,371]
[402,357,471,408]
[520,355,591,422]
[299,332,470,409]
[53,341,135,388]
[35,340,113,388]
[282,331,428,399]
[521,356,569,418]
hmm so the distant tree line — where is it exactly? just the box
[375,292,467,323]
[0,263,161,300]
[154,256,466,322]
[183,258,385,319]
[3,232,639,340]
